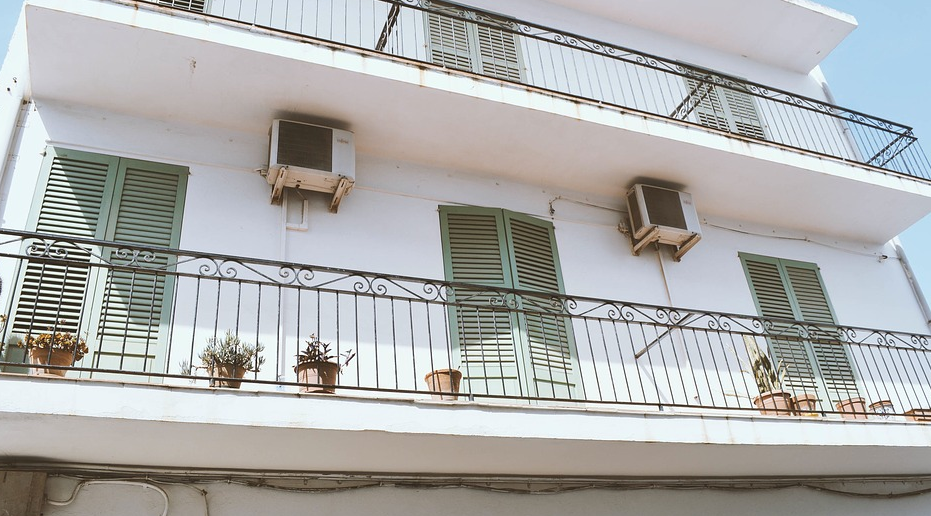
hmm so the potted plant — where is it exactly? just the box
[198,330,264,389]
[295,335,355,394]
[424,368,462,400]
[20,328,88,377]
[742,336,794,415]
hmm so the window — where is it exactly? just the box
[740,253,860,405]
[11,147,188,373]
[425,3,524,82]
[439,206,577,398]
[682,73,766,140]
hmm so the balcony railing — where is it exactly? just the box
[141,0,931,180]
[2,229,931,421]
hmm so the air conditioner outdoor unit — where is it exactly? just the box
[626,183,702,261]
[267,119,355,212]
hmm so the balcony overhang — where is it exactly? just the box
[3,376,931,478]
[22,0,931,244]
[541,0,858,73]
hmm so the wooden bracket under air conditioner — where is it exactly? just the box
[328,176,354,213]
[270,166,355,213]
[270,165,290,206]
[631,226,701,262]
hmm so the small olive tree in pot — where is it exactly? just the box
[199,330,265,389]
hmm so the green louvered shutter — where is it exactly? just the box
[783,264,859,403]
[441,207,522,396]
[684,78,765,139]
[426,10,475,74]
[426,5,523,82]
[94,160,187,373]
[440,206,575,399]
[506,213,575,398]
[475,23,523,81]
[721,87,766,139]
[11,149,118,338]
[741,254,859,405]
[157,0,206,13]
[685,78,731,133]
[742,258,818,394]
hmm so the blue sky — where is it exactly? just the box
[0,1,928,298]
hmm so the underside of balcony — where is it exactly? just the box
[4,374,931,479]
[19,0,931,244]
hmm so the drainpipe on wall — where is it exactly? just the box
[895,241,931,330]
[0,10,32,205]
[817,71,864,163]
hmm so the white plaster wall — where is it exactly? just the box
[39,480,931,516]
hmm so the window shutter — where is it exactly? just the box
[426,12,475,74]
[684,77,765,139]
[440,206,576,399]
[720,87,766,139]
[441,208,521,395]
[506,214,575,398]
[426,5,523,82]
[783,265,859,402]
[95,161,187,372]
[742,259,818,393]
[157,0,206,13]
[11,150,118,336]
[742,254,860,404]
[475,24,522,82]
[685,78,731,133]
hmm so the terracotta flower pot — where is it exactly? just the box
[752,390,795,416]
[792,394,821,417]
[296,361,341,393]
[835,397,868,420]
[28,348,75,377]
[208,363,249,389]
[424,368,462,400]
[904,408,931,422]
[869,400,895,419]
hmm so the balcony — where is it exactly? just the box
[121,0,931,181]
[3,230,931,476]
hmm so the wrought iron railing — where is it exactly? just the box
[140,0,931,180]
[2,229,931,421]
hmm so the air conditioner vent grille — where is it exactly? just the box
[642,185,687,230]
[277,121,333,172]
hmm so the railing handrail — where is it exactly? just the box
[3,229,928,350]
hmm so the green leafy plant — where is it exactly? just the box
[297,334,355,369]
[20,327,89,361]
[199,330,265,372]
[742,335,786,394]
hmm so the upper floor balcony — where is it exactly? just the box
[14,0,931,245]
[3,229,931,477]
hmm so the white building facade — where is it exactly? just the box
[2,0,931,514]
